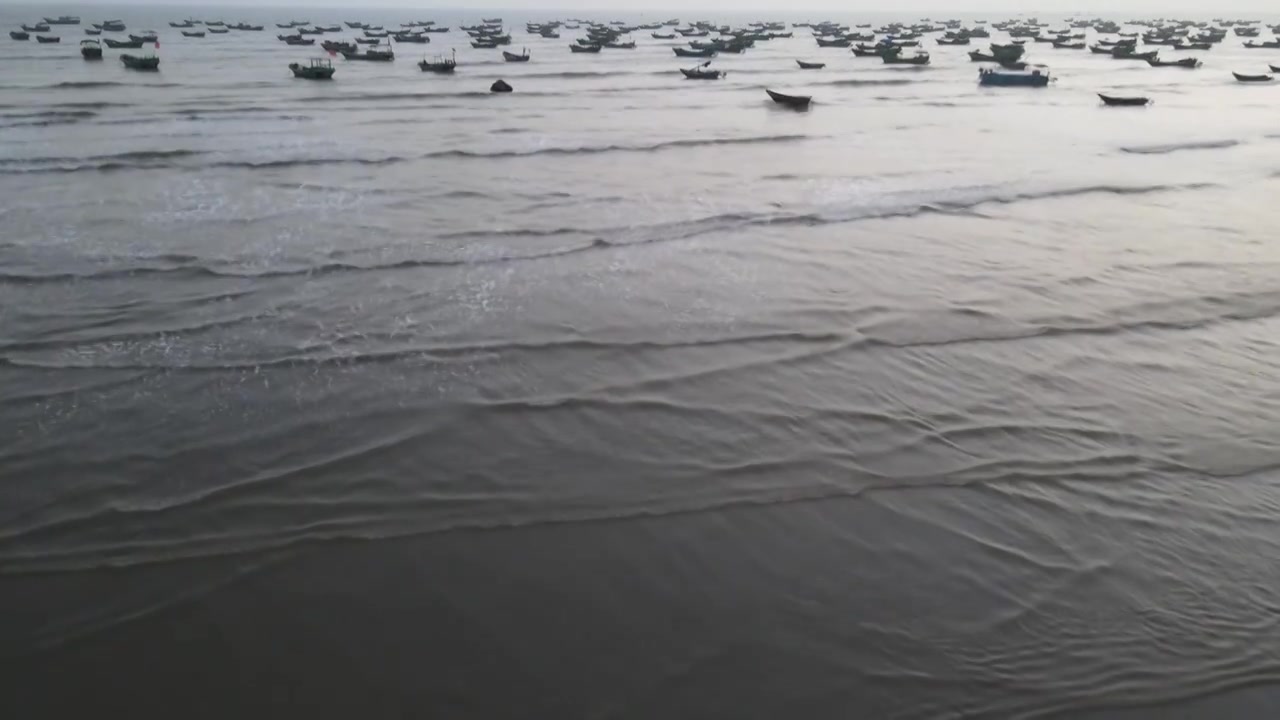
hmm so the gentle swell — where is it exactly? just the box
[0,181,1215,286]
[1120,140,1240,155]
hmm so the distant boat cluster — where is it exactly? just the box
[10,14,1280,102]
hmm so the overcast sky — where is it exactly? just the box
[3,1,1277,12]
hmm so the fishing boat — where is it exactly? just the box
[471,40,498,49]
[9,31,29,40]
[422,27,450,33]
[21,24,51,32]
[1233,71,1273,82]
[490,79,513,93]
[394,34,429,43]
[79,39,102,58]
[653,32,675,39]
[284,36,313,45]
[1053,40,1085,49]
[1244,40,1280,49]
[120,54,160,70]
[1147,57,1200,68]
[766,89,812,108]
[570,43,601,53]
[44,16,80,24]
[129,33,158,42]
[184,30,207,38]
[883,51,930,65]
[815,36,852,47]
[674,47,716,58]
[316,25,341,33]
[1112,49,1159,61]
[1174,41,1211,50]
[1272,64,1280,73]
[1098,93,1150,106]
[355,38,382,45]
[321,40,356,53]
[937,36,970,45]
[604,40,636,49]
[502,48,530,61]
[419,50,457,72]
[171,21,195,28]
[342,47,394,61]
[103,38,143,48]
[978,66,1050,86]
[797,59,825,69]
[289,58,335,79]
[483,18,503,23]
[84,28,100,35]
[36,35,61,43]
[681,61,724,79]
[99,20,125,32]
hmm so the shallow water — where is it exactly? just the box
[5,6,1280,719]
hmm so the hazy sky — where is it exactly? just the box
[3,0,1277,11]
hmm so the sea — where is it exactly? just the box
[5,4,1280,718]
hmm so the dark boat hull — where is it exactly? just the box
[1233,72,1273,82]
[766,89,812,108]
[1098,93,1150,106]
[120,54,160,70]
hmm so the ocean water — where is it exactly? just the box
[5,5,1280,718]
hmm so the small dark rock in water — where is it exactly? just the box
[490,79,513,93]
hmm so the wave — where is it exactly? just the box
[819,78,915,87]
[48,81,178,89]
[0,134,812,174]
[422,134,814,159]
[1120,140,1240,155]
[0,110,97,120]
[0,181,1214,285]
[0,149,205,168]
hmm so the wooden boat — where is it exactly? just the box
[422,27,450,33]
[604,40,636,49]
[99,21,126,32]
[290,58,335,79]
[171,21,195,28]
[570,43,602,53]
[183,30,207,38]
[1174,41,1211,50]
[103,38,143,48]
[355,37,382,45]
[120,54,160,70]
[1147,57,1200,68]
[652,32,675,39]
[342,48,394,61]
[471,40,498,48]
[797,60,825,69]
[681,61,724,79]
[978,66,1050,86]
[883,52,930,65]
[1053,41,1085,49]
[419,50,457,73]
[1244,41,1280,49]
[22,23,51,32]
[394,34,430,43]
[1098,93,1150,106]
[321,40,356,53]
[502,48,530,61]
[285,36,314,45]
[937,37,970,45]
[1233,72,1273,82]
[9,31,29,40]
[36,35,61,43]
[766,89,812,108]
[490,79,513,93]
[815,36,852,47]
[483,18,503,23]
[1112,49,1158,60]
[674,47,715,57]
[80,39,102,58]
[44,15,80,24]
[129,34,158,43]
[317,25,341,32]
[84,28,101,35]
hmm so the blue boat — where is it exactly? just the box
[978,66,1050,87]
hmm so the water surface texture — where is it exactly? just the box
[5,6,1280,719]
